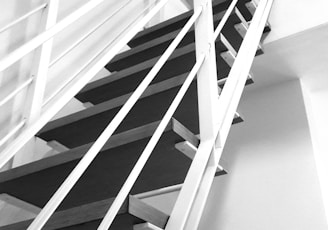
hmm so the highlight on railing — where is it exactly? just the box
[0,3,47,34]
[42,0,157,107]
[0,0,273,229]
[0,0,168,169]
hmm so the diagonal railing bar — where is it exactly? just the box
[43,0,158,107]
[26,5,201,230]
[49,0,132,67]
[0,78,33,108]
[216,0,272,138]
[98,51,206,230]
[213,0,238,41]
[0,120,26,148]
[0,0,126,72]
[0,0,168,170]
[216,0,273,145]
[166,0,273,229]
[0,3,47,34]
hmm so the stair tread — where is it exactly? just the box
[40,80,243,148]
[107,12,245,72]
[107,11,229,71]
[0,196,168,230]
[128,0,260,48]
[76,40,231,105]
[76,12,266,105]
[0,120,229,211]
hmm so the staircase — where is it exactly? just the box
[0,0,272,229]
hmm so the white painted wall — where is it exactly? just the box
[301,82,328,223]
[196,80,327,229]
[265,0,328,43]
[143,80,328,229]
[144,1,328,228]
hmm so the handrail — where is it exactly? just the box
[165,0,273,229]
[0,0,122,72]
[217,0,272,136]
[99,35,204,230]
[48,0,132,67]
[43,0,158,107]
[0,120,26,148]
[213,0,238,40]
[0,78,33,108]
[0,3,47,34]
[26,6,201,229]
[0,0,273,229]
[0,0,168,170]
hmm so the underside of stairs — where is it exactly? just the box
[0,0,271,229]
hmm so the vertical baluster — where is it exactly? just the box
[12,0,58,167]
[165,0,219,229]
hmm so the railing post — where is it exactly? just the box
[12,0,58,167]
[194,0,219,141]
[165,0,219,229]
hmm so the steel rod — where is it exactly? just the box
[25,1,172,229]
[43,0,157,107]
[98,49,205,230]
[0,3,47,34]
[0,120,25,147]
[49,0,132,67]
[0,0,118,72]
[213,0,238,41]
[0,78,33,108]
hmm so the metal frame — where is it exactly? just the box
[0,0,273,228]
[0,3,47,34]
[166,0,273,229]
[0,0,168,170]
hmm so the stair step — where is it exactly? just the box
[76,39,237,106]
[128,0,255,48]
[0,196,168,230]
[0,119,226,211]
[40,79,243,148]
[76,9,265,106]
[107,10,242,72]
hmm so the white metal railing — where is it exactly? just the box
[48,0,132,68]
[42,0,156,107]
[166,0,273,229]
[0,3,47,34]
[0,0,167,169]
[0,0,273,229]
[26,5,202,230]
[0,77,33,107]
